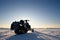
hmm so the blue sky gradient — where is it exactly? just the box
[0,0,60,28]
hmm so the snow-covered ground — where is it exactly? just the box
[0,28,60,40]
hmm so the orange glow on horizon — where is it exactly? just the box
[0,23,60,28]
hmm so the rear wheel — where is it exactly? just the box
[31,29,34,32]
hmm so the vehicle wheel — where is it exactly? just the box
[14,29,28,34]
[32,29,34,32]
[14,29,23,34]
[24,30,28,33]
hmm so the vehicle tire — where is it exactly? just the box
[14,29,28,34]
[32,29,34,32]
[14,28,23,34]
[24,30,28,33]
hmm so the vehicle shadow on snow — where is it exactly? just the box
[6,32,45,40]
[6,31,60,40]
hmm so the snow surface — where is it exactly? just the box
[0,28,60,40]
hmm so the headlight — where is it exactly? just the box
[20,24,23,26]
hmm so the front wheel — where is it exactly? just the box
[14,29,22,34]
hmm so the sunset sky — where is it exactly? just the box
[0,0,60,28]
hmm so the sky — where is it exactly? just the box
[0,0,60,28]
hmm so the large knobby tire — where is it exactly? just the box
[14,29,21,34]
[14,29,28,34]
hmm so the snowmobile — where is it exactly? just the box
[10,20,34,34]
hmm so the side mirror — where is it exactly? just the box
[24,20,30,21]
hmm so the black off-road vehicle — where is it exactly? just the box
[10,20,34,34]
